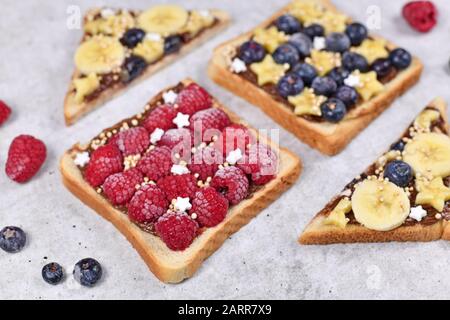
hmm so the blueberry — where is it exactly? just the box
[371,58,393,79]
[292,63,318,86]
[311,76,337,97]
[334,85,358,107]
[42,262,64,285]
[289,33,312,58]
[345,22,368,46]
[0,226,26,253]
[119,28,146,48]
[277,73,304,98]
[390,140,405,152]
[384,160,412,188]
[272,43,300,66]
[73,258,103,287]
[303,23,325,40]
[164,35,182,54]
[320,98,347,122]
[275,14,302,34]
[342,52,369,72]
[121,55,147,83]
[327,67,350,86]
[238,40,266,64]
[325,32,351,53]
[389,48,412,70]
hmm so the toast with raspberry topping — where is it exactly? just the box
[300,98,450,245]
[64,5,230,125]
[60,79,301,283]
[208,0,423,155]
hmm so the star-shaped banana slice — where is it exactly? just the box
[413,109,440,132]
[306,49,341,76]
[85,11,135,37]
[73,73,100,103]
[133,39,164,63]
[289,88,327,116]
[323,197,352,228]
[348,70,384,101]
[415,177,450,212]
[316,11,348,33]
[288,0,325,25]
[253,27,289,53]
[182,10,215,36]
[351,38,389,64]
[250,55,289,86]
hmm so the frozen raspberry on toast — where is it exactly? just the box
[60,79,301,283]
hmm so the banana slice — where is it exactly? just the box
[403,133,450,178]
[413,109,440,131]
[133,39,164,63]
[73,73,100,103]
[75,36,125,75]
[351,179,410,231]
[138,5,188,35]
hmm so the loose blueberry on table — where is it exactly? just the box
[42,262,64,285]
[0,226,26,253]
[74,83,278,251]
[232,1,413,124]
[73,258,103,287]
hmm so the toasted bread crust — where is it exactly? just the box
[299,98,450,245]
[60,79,302,283]
[64,10,231,126]
[208,0,423,155]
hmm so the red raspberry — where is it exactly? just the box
[237,143,278,185]
[128,184,168,223]
[103,168,143,205]
[402,1,437,32]
[159,128,193,150]
[190,187,229,227]
[189,108,231,143]
[142,104,177,134]
[176,83,212,115]
[211,166,249,205]
[5,135,46,183]
[0,100,12,126]
[155,211,199,251]
[188,146,222,181]
[84,144,123,187]
[136,146,173,181]
[215,124,255,156]
[157,174,198,201]
[109,127,150,156]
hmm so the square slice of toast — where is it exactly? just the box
[64,6,230,126]
[60,79,302,283]
[208,0,423,155]
[300,97,450,245]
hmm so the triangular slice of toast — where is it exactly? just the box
[300,97,450,244]
[61,79,301,283]
[64,5,230,125]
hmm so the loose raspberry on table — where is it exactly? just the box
[128,184,169,224]
[0,100,12,126]
[157,174,198,201]
[176,83,212,115]
[136,146,173,181]
[189,108,231,144]
[155,211,199,251]
[142,104,177,134]
[237,143,278,185]
[5,135,47,183]
[190,187,229,227]
[103,168,143,205]
[84,144,123,187]
[402,1,437,33]
[211,166,249,205]
[188,146,222,181]
[109,126,150,156]
[215,124,255,156]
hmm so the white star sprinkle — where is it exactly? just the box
[226,149,243,165]
[150,128,164,144]
[74,152,90,167]
[173,112,190,129]
[162,90,178,104]
[409,206,427,222]
[173,197,192,212]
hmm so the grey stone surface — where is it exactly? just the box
[1,0,449,300]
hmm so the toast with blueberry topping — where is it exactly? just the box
[64,5,230,125]
[300,98,450,244]
[208,0,423,155]
[60,79,301,283]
